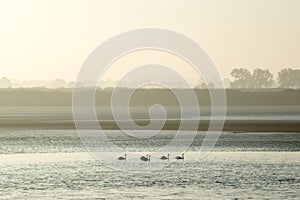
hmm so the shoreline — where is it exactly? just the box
[0,119,300,132]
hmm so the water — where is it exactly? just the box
[1,106,300,121]
[0,130,299,154]
[0,106,299,199]
[0,129,299,199]
[0,152,299,199]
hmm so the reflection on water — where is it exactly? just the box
[0,129,299,199]
[0,130,299,154]
[0,152,299,200]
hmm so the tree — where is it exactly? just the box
[252,68,274,88]
[195,79,204,89]
[51,79,67,88]
[68,81,84,88]
[208,82,215,89]
[230,68,252,88]
[278,68,300,88]
[0,77,12,88]
[223,78,231,88]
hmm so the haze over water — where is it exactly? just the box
[1,1,300,199]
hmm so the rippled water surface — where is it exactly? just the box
[0,152,299,200]
[0,129,299,199]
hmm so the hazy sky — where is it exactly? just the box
[0,0,299,83]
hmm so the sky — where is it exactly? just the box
[0,0,299,84]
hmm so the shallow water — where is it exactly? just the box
[0,152,299,200]
[0,130,299,154]
[0,129,299,199]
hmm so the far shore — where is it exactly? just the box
[1,119,299,132]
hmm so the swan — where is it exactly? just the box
[146,155,151,162]
[160,154,170,160]
[140,154,148,161]
[118,154,127,160]
[140,154,151,162]
[175,153,184,160]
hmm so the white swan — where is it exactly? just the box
[175,153,184,160]
[118,154,127,160]
[140,154,151,162]
[160,154,170,160]
[140,154,148,161]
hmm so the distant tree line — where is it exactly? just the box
[0,77,12,88]
[230,68,274,89]
[0,77,83,89]
[230,68,300,89]
[1,68,300,89]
